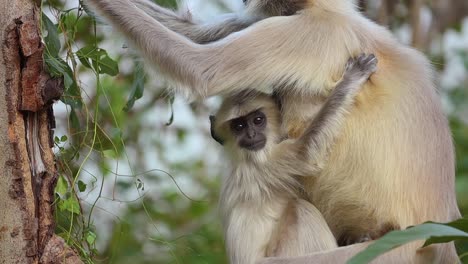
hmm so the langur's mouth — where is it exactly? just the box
[242,139,267,151]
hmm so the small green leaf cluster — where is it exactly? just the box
[42,2,120,262]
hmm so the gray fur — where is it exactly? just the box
[130,0,260,43]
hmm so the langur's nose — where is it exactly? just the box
[247,128,256,139]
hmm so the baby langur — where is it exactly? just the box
[209,54,377,264]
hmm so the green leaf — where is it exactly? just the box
[76,46,93,69]
[59,12,77,39]
[102,149,117,159]
[156,0,177,8]
[77,180,87,192]
[55,175,68,199]
[59,196,80,214]
[62,69,82,108]
[60,135,68,142]
[69,108,81,133]
[98,55,119,76]
[444,218,468,232]
[77,46,119,76]
[166,95,175,126]
[86,230,97,245]
[44,53,82,108]
[423,219,468,246]
[43,53,68,77]
[41,12,61,57]
[347,222,468,264]
[123,62,145,112]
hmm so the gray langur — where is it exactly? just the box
[209,54,376,264]
[126,0,307,44]
[86,0,461,262]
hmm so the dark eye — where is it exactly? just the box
[231,120,246,132]
[253,116,264,125]
[243,0,248,4]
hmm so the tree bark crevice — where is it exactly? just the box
[3,14,38,263]
[1,3,79,263]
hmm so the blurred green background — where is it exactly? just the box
[42,0,468,263]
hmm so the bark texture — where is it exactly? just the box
[0,1,79,263]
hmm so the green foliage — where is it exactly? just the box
[155,0,177,8]
[42,12,60,56]
[348,220,468,264]
[76,46,119,76]
[424,219,468,246]
[123,62,146,112]
[101,195,226,264]
[42,2,123,262]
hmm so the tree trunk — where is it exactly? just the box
[409,0,424,50]
[0,1,81,263]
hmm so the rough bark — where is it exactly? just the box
[0,1,80,263]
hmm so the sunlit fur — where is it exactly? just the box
[86,0,461,262]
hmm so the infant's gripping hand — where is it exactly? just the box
[343,53,378,89]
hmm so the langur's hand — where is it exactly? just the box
[344,53,378,85]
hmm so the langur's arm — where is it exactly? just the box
[293,54,377,174]
[86,0,309,98]
[130,0,259,43]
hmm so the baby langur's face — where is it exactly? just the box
[229,109,268,151]
[209,91,281,152]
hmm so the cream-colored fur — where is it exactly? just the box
[86,0,460,262]
[194,55,374,263]
[216,92,338,264]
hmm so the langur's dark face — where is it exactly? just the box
[230,110,267,151]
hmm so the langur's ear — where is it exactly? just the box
[209,115,225,145]
[271,91,283,112]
